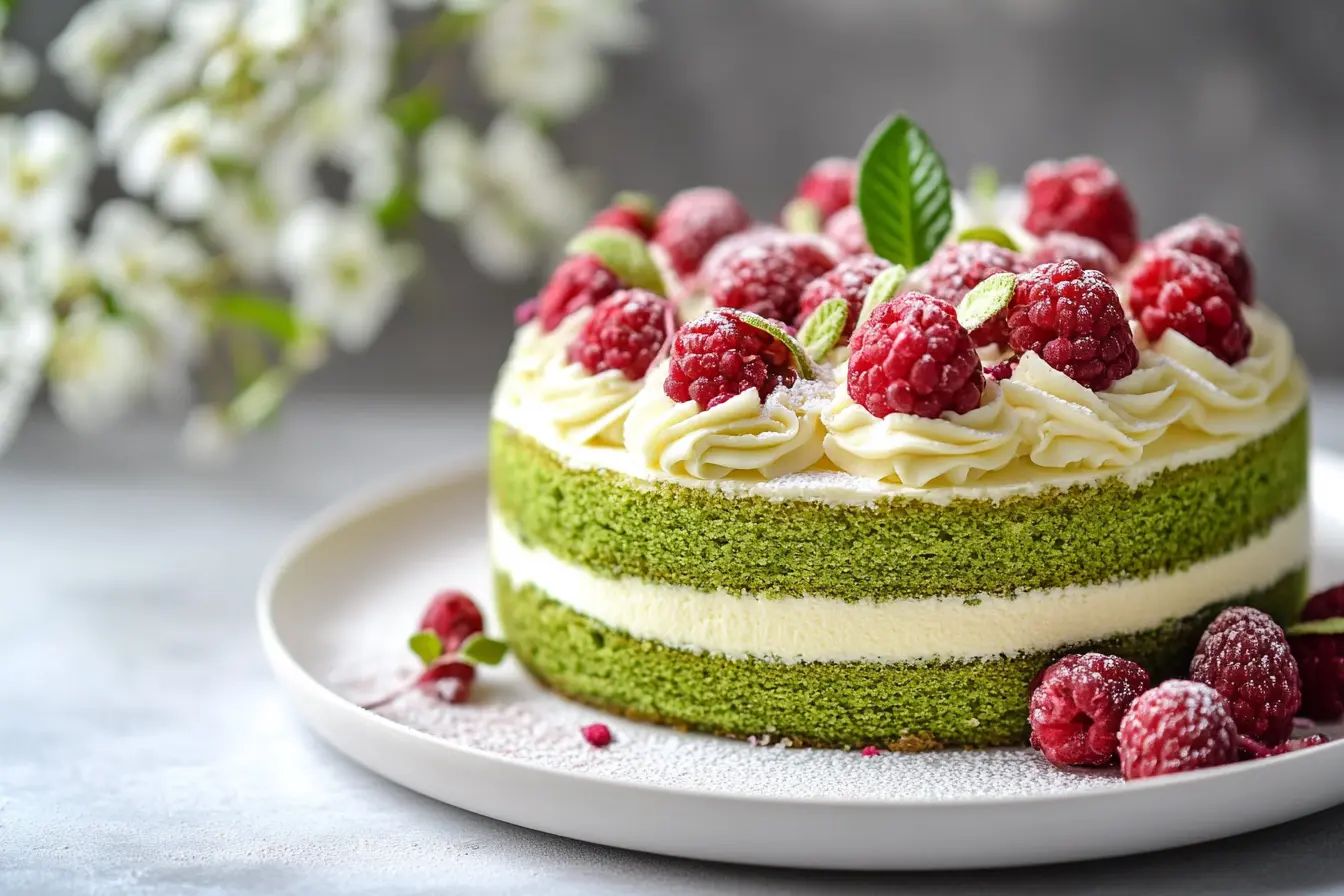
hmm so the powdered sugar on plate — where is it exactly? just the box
[328,655,1124,803]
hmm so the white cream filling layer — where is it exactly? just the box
[490,504,1309,664]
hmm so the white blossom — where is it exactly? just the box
[0,268,54,454]
[0,39,37,99]
[48,0,141,102]
[118,100,223,219]
[0,112,96,237]
[417,118,476,220]
[180,404,238,466]
[203,183,280,279]
[277,201,419,351]
[95,44,202,158]
[47,302,154,433]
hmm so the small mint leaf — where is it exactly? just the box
[460,633,509,666]
[1286,617,1344,637]
[956,272,1017,333]
[797,297,848,360]
[956,225,1019,251]
[613,190,657,217]
[856,113,954,268]
[734,311,816,380]
[566,227,665,295]
[854,263,907,331]
[782,197,822,235]
[408,630,444,666]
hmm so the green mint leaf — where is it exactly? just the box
[956,225,1019,251]
[956,272,1017,333]
[797,297,848,360]
[855,113,954,268]
[408,630,444,666]
[1285,617,1344,637]
[782,198,823,235]
[460,634,509,666]
[566,227,666,295]
[734,311,816,380]
[854,263,908,331]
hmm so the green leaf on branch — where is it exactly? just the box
[408,630,444,666]
[215,293,307,345]
[459,634,508,666]
[855,113,954,268]
[388,88,442,137]
[377,182,418,233]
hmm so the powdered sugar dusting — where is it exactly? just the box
[328,655,1126,802]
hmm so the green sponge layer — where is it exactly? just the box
[490,408,1308,601]
[498,568,1308,749]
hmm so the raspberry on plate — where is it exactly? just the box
[709,240,836,322]
[1024,156,1139,262]
[795,253,891,336]
[921,240,1029,346]
[1289,584,1344,721]
[847,292,984,419]
[1127,248,1252,364]
[1025,232,1120,278]
[791,157,857,222]
[1118,680,1239,780]
[568,289,671,381]
[1190,606,1301,747]
[537,254,624,332]
[824,205,871,256]
[663,310,798,410]
[1265,734,1330,756]
[654,187,752,277]
[1151,214,1254,306]
[419,590,484,653]
[1004,260,1139,391]
[1029,653,1151,767]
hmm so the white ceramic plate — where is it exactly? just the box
[259,453,1344,870]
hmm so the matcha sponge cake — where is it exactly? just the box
[489,115,1309,750]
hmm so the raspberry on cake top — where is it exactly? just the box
[488,112,1309,749]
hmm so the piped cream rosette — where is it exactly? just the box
[625,360,828,480]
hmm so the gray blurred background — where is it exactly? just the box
[16,0,1344,396]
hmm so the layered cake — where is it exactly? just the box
[489,114,1309,750]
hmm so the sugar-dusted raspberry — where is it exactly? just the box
[1151,214,1254,306]
[1118,680,1239,780]
[709,240,836,322]
[792,157,857,222]
[654,187,752,277]
[1127,248,1251,364]
[1024,156,1139,262]
[590,205,655,238]
[824,205,871,256]
[1265,734,1329,756]
[1191,606,1301,747]
[1025,232,1120,278]
[567,289,670,381]
[1004,260,1139,390]
[537,254,623,332]
[1289,584,1344,721]
[984,359,1017,382]
[1029,653,1151,767]
[581,723,612,748]
[847,293,984,419]
[416,660,476,705]
[921,240,1029,347]
[664,310,797,410]
[795,253,891,335]
[419,590,484,652]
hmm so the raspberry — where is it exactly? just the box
[654,187,751,277]
[1029,653,1151,767]
[1004,260,1139,391]
[581,723,612,748]
[416,660,476,705]
[1024,156,1139,262]
[567,289,670,381]
[984,359,1017,382]
[709,240,835,322]
[847,293,984,419]
[589,199,656,238]
[700,227,798,287]
[824,205,870,256]
[795,253,891,335]
[1265,734,1329,756]
[921,240,1028,347]
[1190,606,1301,746]
[514,297,539,326]
[664,310,797,410]
[1151,215,1254,306]
[419,590,484,653]
[537,254,623,332]
[1025,232,1120,278]
[1289,585,1344,721]
[1118,680,1239,780]
[792,157,856,222]
[1127,249,1251,364]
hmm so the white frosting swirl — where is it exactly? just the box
[624,362,826,480]
[823,376,1023,486]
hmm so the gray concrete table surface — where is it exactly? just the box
[5,389,1344,896]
